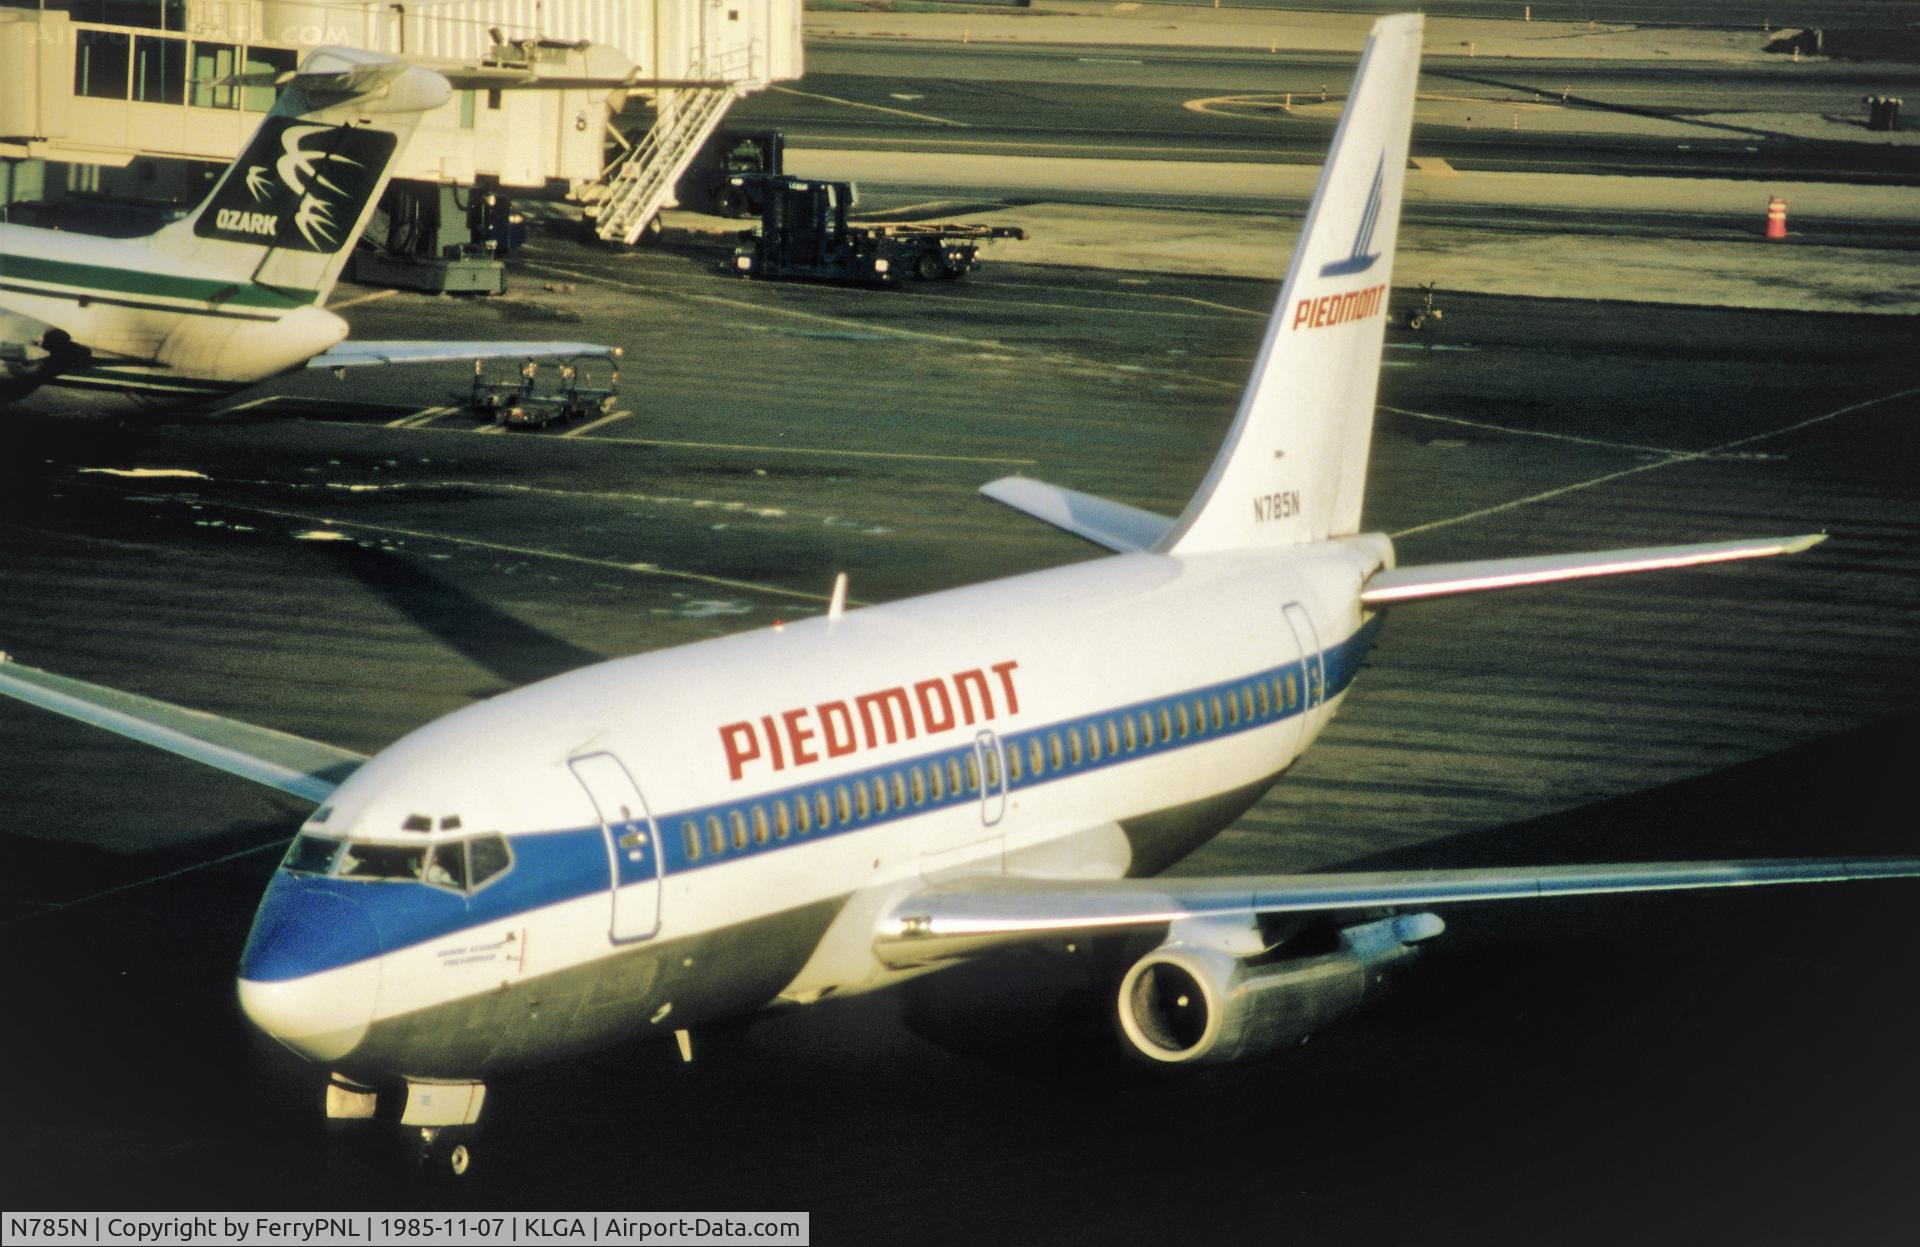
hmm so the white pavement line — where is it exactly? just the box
[770,84,969,127]
[524,261,1237,393]
[1391,387,1920,539]
[327,288,401,311]
[3,837,292,925]
[137,495,847,605]
[563,410,634,438]
[371,419,1037,465]
[1379,404,1685,455]
[221,395,282,413]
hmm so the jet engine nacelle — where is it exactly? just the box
[1116,913,1444,1065]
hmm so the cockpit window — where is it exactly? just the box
[283,833,342,874]
[324,834,513,893]
[336,842,428,881]
[423,844,468,890]
[467,835,512,889]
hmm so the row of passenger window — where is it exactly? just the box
[684,750,987,860]
[680,665,1313,866]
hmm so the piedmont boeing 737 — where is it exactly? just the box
[3,14,1915,1179]
[0,47,614,405]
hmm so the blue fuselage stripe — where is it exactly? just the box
[241,618,1382,981]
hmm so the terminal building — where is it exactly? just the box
[0,0,803,248]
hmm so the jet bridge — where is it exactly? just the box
[0,0,799,244]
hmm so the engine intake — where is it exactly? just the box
[1117,913,1442,1065]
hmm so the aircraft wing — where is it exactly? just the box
[1362,535,1825,605]
[309,341,621,370]
[874,856,1920,966]
[980,476,1175,554]
[0,653,365,804]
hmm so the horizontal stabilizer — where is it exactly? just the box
[1361,534,1826,606]
[0,654,364,803]
[310,341,621,370]
[877,855,1920,965]
[980,476,1174,554]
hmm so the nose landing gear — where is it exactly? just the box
[414,1125,477,1180]
[326,1072,489,1180]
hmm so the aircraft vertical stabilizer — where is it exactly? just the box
[141,48,450,306]
[1160,14,1423,554]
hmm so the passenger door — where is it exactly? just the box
[975,729,1008,827]
[568,752,662,943]
[1283,602,1326,710]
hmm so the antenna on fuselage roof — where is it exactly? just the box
[827,572,848,622]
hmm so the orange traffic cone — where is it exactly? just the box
[1765,196,1788,240]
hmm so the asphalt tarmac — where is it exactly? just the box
[737,40,1920,182]
[2,236,1916,1239]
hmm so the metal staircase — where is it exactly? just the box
[587,81,739,245]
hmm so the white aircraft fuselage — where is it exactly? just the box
[239,537,1391,1078]
[0,223,348,397]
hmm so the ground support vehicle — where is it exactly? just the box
[730,177,1024,285]
[469,355,621,428]
[676,130,787,218]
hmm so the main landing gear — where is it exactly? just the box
[328,1072,489,1180]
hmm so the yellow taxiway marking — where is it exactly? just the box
[770,84,969,127]
[563,409,634,438]
[386,405,458,429]
[1411,157,1459,176]
[1393,386,1920,539]
[327,288,401,311]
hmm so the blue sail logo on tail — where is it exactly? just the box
[1318,154,1386,277]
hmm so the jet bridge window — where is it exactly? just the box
[132,34,186,105]
[75,30,132,100]
[189,41,237,109]
[283,833,343,875]
[241,46,295,112]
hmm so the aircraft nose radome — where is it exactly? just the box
[237,889,380,1062]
